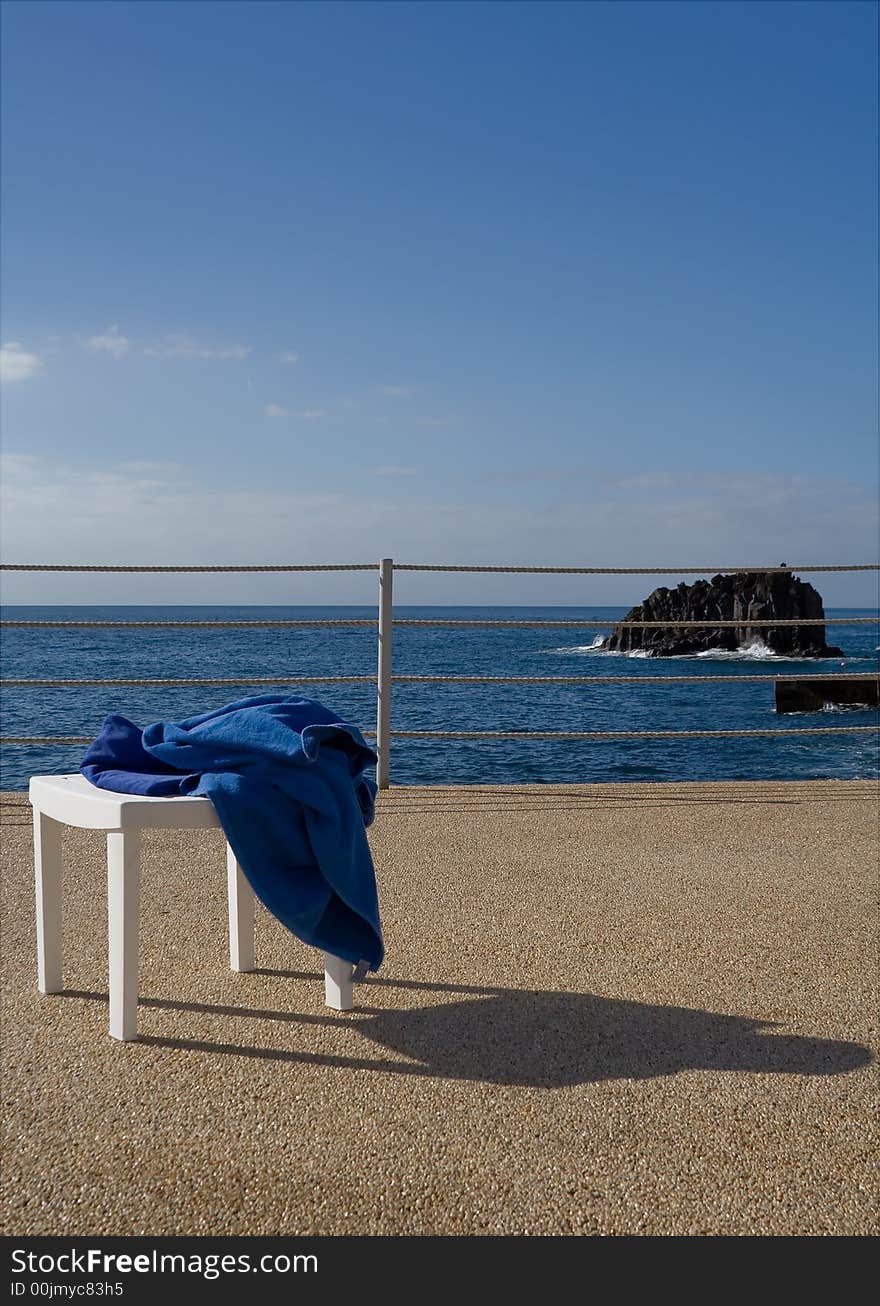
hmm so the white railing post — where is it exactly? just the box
[376,557,393,789]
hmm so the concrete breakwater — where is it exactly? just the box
[775,676,880,713]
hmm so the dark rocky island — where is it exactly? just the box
[603,571,844,658]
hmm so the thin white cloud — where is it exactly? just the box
[86,326,129,357]
[610,472,683,492]
[0,452,40,474]
[0,452,183,505]
[275,352,299,365]
[371,465,417,477]
[0,342,44,384]
[0,455,875,605]
[144,334,252,360]
[120,461,184,474]
[264,405,326,419]
[377,385,415,397]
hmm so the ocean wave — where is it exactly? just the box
[547,635,867,663]
[694,639,804,661]
[780,702,879,716]
[547,635,606,653]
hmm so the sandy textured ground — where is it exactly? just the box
[1,780,877,1237]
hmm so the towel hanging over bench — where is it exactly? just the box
[80,693,383,970]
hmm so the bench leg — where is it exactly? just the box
[324,953,354,1011]
[107,831,140,1041]
[34,808,63,994]
[227,844,255,972]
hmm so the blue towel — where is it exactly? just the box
[80,694,383,970]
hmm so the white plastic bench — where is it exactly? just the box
[29,774,357,1041]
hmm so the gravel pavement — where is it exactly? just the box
[1,780,877,1236]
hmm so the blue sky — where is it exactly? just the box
[1,0,877,605]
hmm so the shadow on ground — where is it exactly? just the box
[60,978,871,1087]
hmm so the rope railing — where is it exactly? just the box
[2,617,876,629]
[2,562,876,574]
[389,673,877,685]
[2,555,877,787]
[2,673,877,688]
[0,563,376,572]
[394,618,876,627]
[389,727,878,739]
[394,563,878,574]
[2,726,874,745]
[1,619,376,628]
[1,677,375,687]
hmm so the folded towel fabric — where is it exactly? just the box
[80,693,383,970]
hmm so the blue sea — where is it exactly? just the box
[1,606,877,789]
